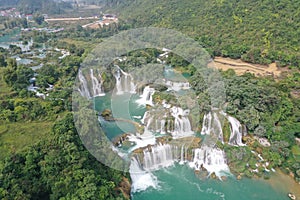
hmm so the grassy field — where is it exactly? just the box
[292,145,300,162]
[61,38,99,50]
[0,121,53,158]
[0,69,55,159]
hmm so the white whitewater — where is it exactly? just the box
[201,112,224,143]
[179,144,188,164]
[127,129,156,153]
[166,80,190,91]
[136,86,155,106]
[128,117,156,152]
[220,111,246,146]
[189,146,230,179]
[158,119,166,134]
[129,143,178,192]
[226,115,246,146]
[141,106,193,138]
[78,70,91,98]
[143,143,175,171]
[170,106,194,138]
[141,111,150,125]
[130,157,158,193]
[201,112,212,135]
[90,69,105,97]
[202,111,246,146]
[114,67,123,95]
[114,66,136,95]
[131,143,230,181]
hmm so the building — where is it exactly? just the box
[103,14,117,20]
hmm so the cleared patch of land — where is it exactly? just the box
[209,57,287,78]
[45,16,99,22]
[0,121,53,158]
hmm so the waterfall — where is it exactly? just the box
[78,70,91,98]
[201,112,212,135]
[226,115,246,146]
[90,69,105,97]
[136,86,155,106]
[165,80,190,91]
[201,111,246,145]
[132,143,230,180]
[220,111,246,146]
[141,106,193,137]
[179,145,187,164]
[129,157,158,193]
[160,119,166,134]
[153,118,167,134]
[114,66,136,95]
[114,67,123,95]
[141,111,150,125]
[136,143,190,169]
[201,112,224,143]
[141,110,166,135]
[189,146,230,179]
[143,143,174,171]
[170,106,193,138]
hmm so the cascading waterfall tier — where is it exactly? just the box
[170,106,193,138]
[132,143,189,171]
[201,111,246,146]
[130,142,230,192]
[90,69,105,97]
[201,112,224,143]
[220,111,246,146]
[114,66,136,95]
[78,69,91,98]
[136,86,155,106]
[78,69,105,98]
[141,106,194,138]
[189,146,230,179]
[165,80,190,91]
[142,143,175,171]
[130,157,158,193]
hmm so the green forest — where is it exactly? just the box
[104,0,300,68]
[0,0,72,14]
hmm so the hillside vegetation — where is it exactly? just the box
[104,0,300,68]
[0,0,72,14]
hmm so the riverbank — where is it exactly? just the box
[263,169,300,199]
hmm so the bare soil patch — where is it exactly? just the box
[209,57,288,78]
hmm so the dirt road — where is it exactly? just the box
[209,57,284,78]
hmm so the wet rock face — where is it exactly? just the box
[100,109,114,121]
[113,133,130,147]
[118,177,131,200]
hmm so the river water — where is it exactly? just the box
[93,92,298,200]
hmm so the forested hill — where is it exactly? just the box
[104,0,300,68]
[0,0,72,14]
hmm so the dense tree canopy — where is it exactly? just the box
[0,114,128,200]
[104,0,300,68]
